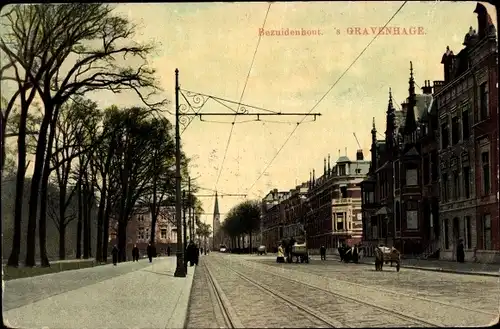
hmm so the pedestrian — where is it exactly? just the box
[132,244,139,262]
[147,243,153,263]
[277,243,285,263]
[187,241,196,266]
[200,247,204,255]
[112,245,119,266]
[320,245,326,260]
[194,243,200,265]
[457,239,465,263]
[167,245,171,257]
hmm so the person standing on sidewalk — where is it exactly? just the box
[457,239,465,263]
[167,245,171,256]
[147,243,153,263]
[320,245,326,260]
[132,244,139,262]
[112,245,119,265]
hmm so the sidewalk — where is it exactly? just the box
[4,257,195,329]
[357,256,500,277]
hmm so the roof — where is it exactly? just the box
[336,156,351,163]
[414,94,433,122]
[404,146,420,157]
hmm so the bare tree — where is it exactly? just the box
[1,4,167,266]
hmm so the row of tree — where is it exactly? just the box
[0,4,203,267]
[221,200,261,252]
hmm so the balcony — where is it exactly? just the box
[332,198,353,205]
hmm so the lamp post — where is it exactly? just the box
[183,190,188,272]
[300,195,311,251]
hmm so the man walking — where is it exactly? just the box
[132,244,139,262]
[112,245,119,266]
[320,245,326,260]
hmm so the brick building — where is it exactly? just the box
[261,189,288,251]
[109,206,179,259]
[436,3,498,262]
[361,65,437,257]
[306,150,370,253]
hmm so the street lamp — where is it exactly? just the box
[384,216,389,246]
[300,195,311,250]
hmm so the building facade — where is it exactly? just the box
[361,65,438,257]
[436,4,498,262]
[109,206,179,259]
[261,189,288,252]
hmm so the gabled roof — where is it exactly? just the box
[404,146,420,157]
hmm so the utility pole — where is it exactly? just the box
[173,69,185,278]
[188,176,193,242]
[174,69,321,272]
[183,190,188,272]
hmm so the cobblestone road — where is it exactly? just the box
[186,254,499,328]
[248,255,500,316]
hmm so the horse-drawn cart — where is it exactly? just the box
[374,246,401,272]
[288,243,309,263]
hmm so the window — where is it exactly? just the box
[431,152,438,182]
[340,186,348,198]
[336,213,344,231]
[160,228,167,239]
[406,167,418,186]
[451,116,460,145]
[462,108,470,140]
[441,122,449,149]
[364,191,374,204]
[338,165,346,176]
[138,227,145,240]
[481,151,491,194]
[423,156,430,185]
[464,216,471,249]
[444,218,449,249]
[406,210,418,230]
[395,161,400,187]
[453,172,460,199]
[483,214,491,249]
[479,82,488,120]
[441,173,449,202]
[405,201,418,230]
[463,167,470,198]
[145,228,150,241]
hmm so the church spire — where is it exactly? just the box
[213,192,220,216]
[404,61,418,136]
[370,117,378,172]
[327,154,331,176]
[324,157,327,176]
[385,87,396,148]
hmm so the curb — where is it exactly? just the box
[166,265,195,329]
[358,260,500,277]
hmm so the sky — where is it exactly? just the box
[2,1,498,228]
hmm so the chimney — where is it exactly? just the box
[441,46,454,83]
[433,80,445,94]
[356,149,364,160]
[421,80,433,95]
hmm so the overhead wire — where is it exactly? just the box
[245,1,408,195]
[214,2,272,190]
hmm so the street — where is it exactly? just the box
[187,253,499,328]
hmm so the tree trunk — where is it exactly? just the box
[58,190,67,260]
[249,231,253,253]
[7,106,28,267]
[150,177,157,245]
[59,225,66,260]
[76,180,83,258]
[95,184,106,263]
[101,192,112,263]
[82,179,90,259]
[117,220,127,262]
[25,109,52,267]
[38,110,59,267]
[87,183,94,258]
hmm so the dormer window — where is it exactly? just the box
[338,165,346,176]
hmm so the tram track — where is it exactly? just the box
[249,257,499,317]
[185,261,243,328]
[213,258,439,328]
